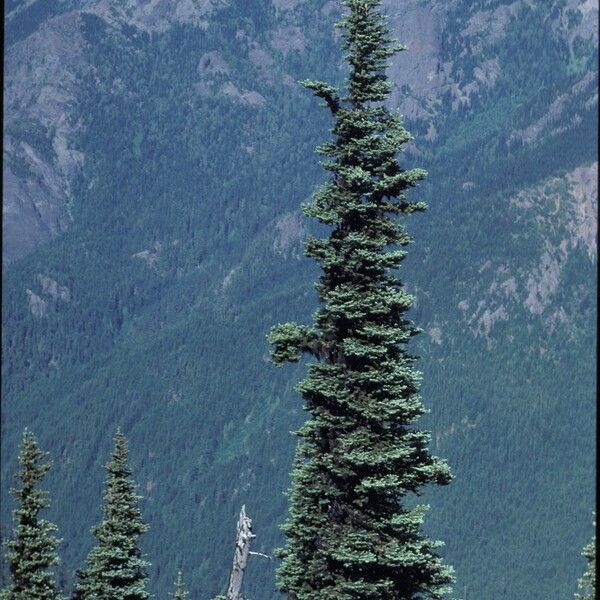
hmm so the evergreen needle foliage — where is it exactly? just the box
[575,521,596,600]
[1,430,63,600]
[73,430,149,600]
[268,1,453,598]
[170,571,189,600]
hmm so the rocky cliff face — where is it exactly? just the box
[387,0,598,135]
[3,9,85,264]
[4,0,597,265]
[3,0,228,265]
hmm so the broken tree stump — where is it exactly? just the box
[226,505,256,600]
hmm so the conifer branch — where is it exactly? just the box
[299,80,340,114]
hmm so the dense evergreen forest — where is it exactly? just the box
[2,0,596,598]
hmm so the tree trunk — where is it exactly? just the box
[226,505,255,600]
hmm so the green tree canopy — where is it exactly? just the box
[575,519,596,600]
[170,571,189,600]
[73,430,149,600]
[1,429,63,600]
[268,1,453,598]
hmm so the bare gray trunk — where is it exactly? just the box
[226,505,256,600]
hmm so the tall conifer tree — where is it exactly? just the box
[1,430,63,600]
[268,1,453,597]
[73,430,149,600]
[170,571,188,600]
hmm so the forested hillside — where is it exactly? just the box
[2,1,597,598]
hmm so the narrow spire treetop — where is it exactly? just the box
[269,1,453,598]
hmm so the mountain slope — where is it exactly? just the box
[2,1,597,598]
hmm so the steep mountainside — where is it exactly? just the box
[2,1,597,598]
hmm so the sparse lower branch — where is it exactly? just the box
[268,323,319,364]
[300,80,340,114]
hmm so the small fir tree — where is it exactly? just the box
[73,430,149,600]
[268,0,453,598]
[575,521,596,600]
[170,571,188,600]
[1,429,63,600]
